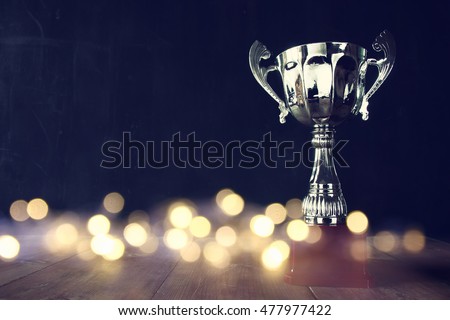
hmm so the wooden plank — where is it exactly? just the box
[2,231,448,300]
[0,235,77,287]
[0,246,179,299]
[385,238,450,279]
[153,252,315,300]
[381,238,450,289]
[309,238,450,299]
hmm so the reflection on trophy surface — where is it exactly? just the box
[249,30,395,287]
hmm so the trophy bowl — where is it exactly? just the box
[249,30,395,287]
[275,42,367,127]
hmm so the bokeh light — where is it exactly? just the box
[180,241,201,262]
[261,246,283,270]
[285,198,303,219]
[134,220,151,234]
[346,210,369,234]
[27,198,49,220]
[286,219,309,241]
[305,226,322,244]
[250,215,274,238]
[164,228,189,250]
[103,238,125,261]
[189,216,211,238]
[128,210,150,224]
[168,203,194,229]
[123,223,148,247]
[218,191,244,216]
[0,235,20,260]
[139,234,159,254]
[268,240,290,261]
[215,188,234,207]
[215,226,237,247]
[403,229,426,253]
[265,203,287,224]
[373,231,398,253]
[10,200,29,222]
[91,234,115,256]
[103,192,125,214]
[203,241,230,268]
[350,239,369,261]
[54,223,79,248]
[87,214,111,236]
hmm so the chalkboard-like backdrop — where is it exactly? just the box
[0,0,448,240]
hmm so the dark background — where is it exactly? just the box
[0,0,448,240]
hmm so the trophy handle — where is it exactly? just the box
[358,30,396,121]
[249,41,289,124]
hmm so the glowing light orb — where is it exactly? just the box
[268,240,290,261]
[305,226,322,244]
[265,203,287,224]
[215,188,234,207]
[373,231,398,253]
[261,246,283,270]
[403,229,426,253]
[180,241,201,262]
[350,239,368,261]
[27,198,49,220]
[103,192,125,214]
[189,216,211,238]
[10,200,29,222]
[215,226,237,247]
[250,215,274,238]
[164,228,189,250]
[203,242,230,268]
[168,203,194,229]
[286,219,309,241]
[90,234,115,256]
[55,223,79,246]
[219,192,244,216]
[123,223,148,247]
[346,210,369,234]
[139,234,159,254]
[87,214,111,236]
[0,235,20,260]
[285,198,303,219]
[103,238,125,261]
[128,210,150,224]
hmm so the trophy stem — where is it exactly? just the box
[303,124,347,226]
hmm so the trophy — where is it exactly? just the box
[249,30,395,287]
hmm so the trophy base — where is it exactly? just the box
[284,225,371,288]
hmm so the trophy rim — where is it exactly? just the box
[276,41,367,60]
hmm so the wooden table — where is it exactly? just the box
[0,233,449,300]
